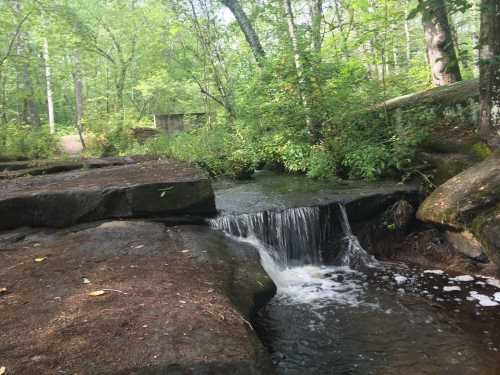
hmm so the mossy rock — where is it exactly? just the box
[470,142,493,161]
[417,150,500,228]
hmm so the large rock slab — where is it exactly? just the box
[0,159,216,230]
[417,150,500,228]
[0,221,275,374]
[417,151,500,269]
[0,156,152,179]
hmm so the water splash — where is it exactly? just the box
[210,203,379,306]
[336,203,379,270]
[232,235,368,307]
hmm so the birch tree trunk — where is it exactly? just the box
[419,0,462,86]
[479,0,500,148]
[404,1,412,63]
[283,0,318,143]
[73,52,86,149]
[43,38,55,134]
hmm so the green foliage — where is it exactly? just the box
[0,0,481,183]
[471,142,493,161]
[83,111,146,157]
[342,144,392,179]
[0,123,59,160]
[306,145,338,179]
[127,121,255,179]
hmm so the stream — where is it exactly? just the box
[210,172,500,375]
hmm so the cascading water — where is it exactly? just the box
[209,206,330,267]
[209,203,376,270]
[211,175,500,374]
[336,204,379,269]
[209,203,377,306]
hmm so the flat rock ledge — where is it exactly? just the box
[0,156,153,179]
[0,221,276,374]
[0,159,216,230]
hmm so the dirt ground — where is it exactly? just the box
[0,221,273,375]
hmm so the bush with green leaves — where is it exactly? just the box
[0,123,59,161]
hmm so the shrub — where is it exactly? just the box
[0,123,59,160]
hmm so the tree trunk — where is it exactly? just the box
[310,0,322,53]
[420,0,462,86]
[73,52,86,149]
[14,0,40,128]
[479,0,500,148]
[115,65,126,116]
[43,38,55,134]
[472,0,481,77]
[22,58,40,128]
[188,0,236,118]
[404,1,412,63]
[220,0,265,65]
[283,0,318,143]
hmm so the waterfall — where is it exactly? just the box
[209,203,377,270]
[336,204,379,269]
[209,206,332,267]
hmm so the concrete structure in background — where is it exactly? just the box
[153,112,208,134]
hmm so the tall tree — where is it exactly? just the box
[418,0,462,86]
[404,0,412,63]
[73,51,86,149]
[183,0,236,118]
[42,37,55,133]
[310,0,323,54]
[219,0,265,65]
[11,0,40,128]
[283,0,317,143]
[478,0,500,148]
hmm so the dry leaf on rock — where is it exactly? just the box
[88,290,106,297]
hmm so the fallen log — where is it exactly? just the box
[375,79,479,112]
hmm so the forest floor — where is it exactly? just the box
[0,221,273,375]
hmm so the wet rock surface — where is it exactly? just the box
[214,170,418,220]
[0,221,275,374]
[0,159,216,230]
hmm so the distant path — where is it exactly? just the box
[59,134,84,156]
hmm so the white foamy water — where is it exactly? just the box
[468,291,499,307]
[450,275,474,282]
[423,270,445,275]
[237,235,367,307]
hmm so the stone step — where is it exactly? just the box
[0,159,216,230]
